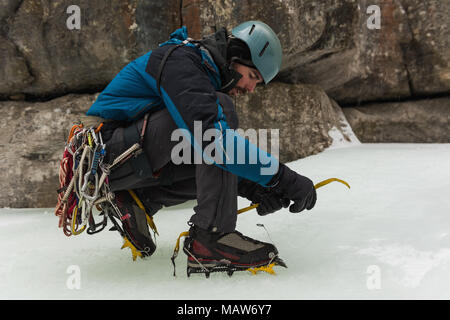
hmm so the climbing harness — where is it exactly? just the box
[54,114,157,260]
[55,122,109,236]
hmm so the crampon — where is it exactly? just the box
[171,230,287,278]
[106,203,155,261]
[185,252,287,278]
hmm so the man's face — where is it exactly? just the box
[228,62,264,96]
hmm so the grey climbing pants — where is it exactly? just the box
[104,92,239,233]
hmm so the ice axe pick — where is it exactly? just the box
[237,178,350,215]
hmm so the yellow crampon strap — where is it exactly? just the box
[121,236,142,261]
[247,263,277,275]
[117,190,159,261]
[171,231,190,276]
[238,177,350,215]
[172,231,190,259]
[128,189,159,236]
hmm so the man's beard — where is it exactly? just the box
[229,86,247,96]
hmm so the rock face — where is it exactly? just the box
[398,0,450,96]
[0,94,96,208]
[1,0,448,102]
[343,97,450,143]
[235,82,351,162]
[0,34,33,95]
[181,0,449,104]
[0,0,180,99]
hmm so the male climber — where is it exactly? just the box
[86,21,317,274]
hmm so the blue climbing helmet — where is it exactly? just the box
[231,21,282,84]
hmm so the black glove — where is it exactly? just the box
[269,163,317,213]
[238,179,290,216]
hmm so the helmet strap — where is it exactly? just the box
[220,67,242,93]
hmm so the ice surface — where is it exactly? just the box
[1,144,449,299]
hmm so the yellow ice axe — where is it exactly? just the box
[237,178,350,215]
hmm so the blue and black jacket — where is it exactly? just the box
[87,27,279,186]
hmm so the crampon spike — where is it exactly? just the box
[247,257,287,275]
[247,263,276,275]
[121,237,142,261]
[274,257,288,268]
[185,258,287,278]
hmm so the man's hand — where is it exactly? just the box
[269,163,317,213]
[238,179,290,216]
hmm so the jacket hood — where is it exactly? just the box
[197,28,242,93]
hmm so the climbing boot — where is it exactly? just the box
[183,225,287,277]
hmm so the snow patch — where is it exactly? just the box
[327,109,360,150]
